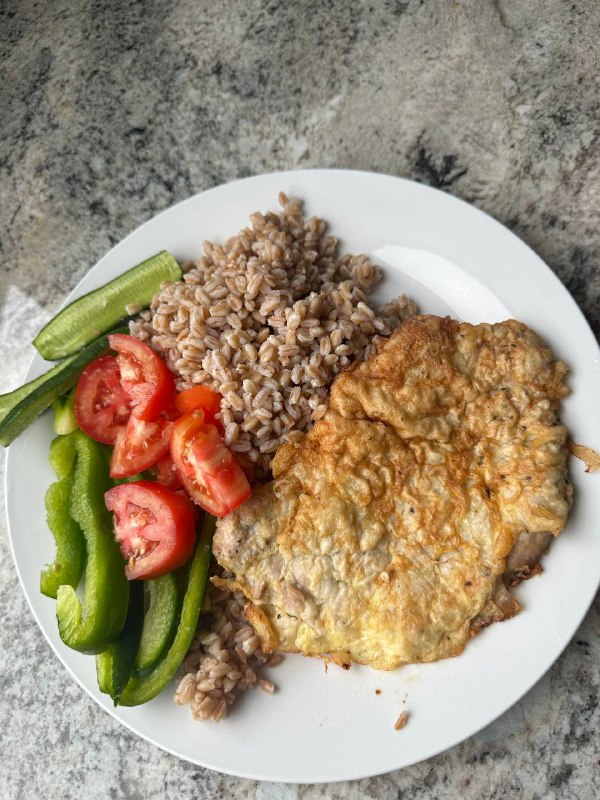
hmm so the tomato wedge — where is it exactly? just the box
[171,411,251,517]
[74,356,131,444]
[109,334,175,421]
[152,454,182,489]
[110,414,173,478]
[175,385,222,423]
[104,481,197,579]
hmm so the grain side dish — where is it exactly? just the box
[131,193,417,481]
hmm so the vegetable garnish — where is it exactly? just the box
[96,581,145,705]
[74,356,131,444]
[34,251,181,360]
[48,431,78,479]
[40,434,85,599]
[134,573,181,671]
[152,453,182,489]
[174,385,222,426]
[110,415,173,478]
[55,432,129,654]
[0,326,127,447]
[171,411,251,517]
[104,481,197,580]
[52,388,78,435]
[109,334,176,421]
[118,515,214,707]
[2,246,255,708]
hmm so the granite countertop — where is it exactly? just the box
[1,1,599,798]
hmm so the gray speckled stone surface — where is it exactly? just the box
[1,1,599,797]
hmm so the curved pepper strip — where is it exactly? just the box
[118,514,214,706]
[96,581,145,704]
[134,572,181,672]
[40,434,85,599]
[52,387,78,435]
[56,431,129,654]
[48,433,78,479]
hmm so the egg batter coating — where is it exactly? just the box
[214,315,572,670]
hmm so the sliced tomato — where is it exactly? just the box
[175,385,222,424]
[110,414,173,478]
[171,411,251,517]
[161,397,182,422]
[152,454,182,489]
[74,355,131,444]
[105,481,197,579]
[109,334,175,421]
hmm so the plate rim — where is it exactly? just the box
[5,167,600,783]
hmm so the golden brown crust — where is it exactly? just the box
[243,605,278,654]
[568,441,600,472]
[214,316,571,671]
[506,563,544,586]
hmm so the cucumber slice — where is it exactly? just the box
[0,356,78,426]
[34,251,181,360]
[0,327,126,447]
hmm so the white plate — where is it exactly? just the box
[6,170,600,783]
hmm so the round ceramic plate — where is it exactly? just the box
[6,170,600,783]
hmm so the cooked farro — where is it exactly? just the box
[394,710,410,730]
[130,192,416,482]
[174,582,279,722]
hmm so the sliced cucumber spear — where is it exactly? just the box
[0,359,76,427]
[33,251,181,360]
[0,327,127,447]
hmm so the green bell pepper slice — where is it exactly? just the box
[52,388,78,435]
[40,434,85,599]
[56,431,129,654]
[135,572,181,672]
[97,581,145,704]
[48,431,78,479]
[118,515,214,707]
